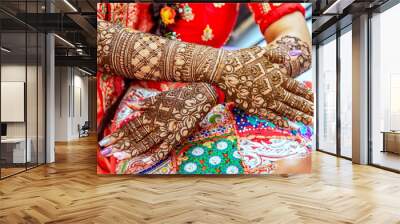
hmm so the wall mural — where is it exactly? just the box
[96,3,314,175]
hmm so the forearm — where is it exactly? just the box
[98,19,310,83]
[265,12,311,47]
[97,20,223,83]
[97,20,313,124]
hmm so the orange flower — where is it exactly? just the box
[160,6,176,25]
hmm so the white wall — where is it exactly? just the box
[54,67,89,141]
[72,73,89,138]
[1,63,46,163]
[54,66,69,141]
[1,65,36,138]
[1,65,26,140]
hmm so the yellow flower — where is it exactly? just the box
[160,6,176,25]
[201,25,214,42]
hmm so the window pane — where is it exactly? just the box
[27,31,38,168]
[340,29,352,158]
[1,28,27,177]
[318,38,337,154]
[371,3,400,171]
[0,0,46,179]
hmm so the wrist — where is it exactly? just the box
[97,20,123,72]
[213,47,264,100]
[165,42,225,83]
[196,83,219,106]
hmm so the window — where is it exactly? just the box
[317,37,337,154]
[339,28,352,158]
[370,3,400,171]
[0,0,47,179]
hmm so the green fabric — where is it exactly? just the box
[179,137,244,174]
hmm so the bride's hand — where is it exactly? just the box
[98,83,218,161]
[216,36,313,125]
[97,20,313,125]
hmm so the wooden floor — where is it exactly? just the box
[1,167,26,178]
[1,136,400,224]
[372,150,400,171]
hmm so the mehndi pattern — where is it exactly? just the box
[99,83,218,163]
[98,20,313,124]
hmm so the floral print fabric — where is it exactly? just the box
[112,82,312,174]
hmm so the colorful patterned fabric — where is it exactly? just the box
[97,3,312,175]
[178,137,244,174]
[97,3,153,31]
[96,71,126,142]
[171,3,239,48]
[111,84,312,174]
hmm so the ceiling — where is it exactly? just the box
[0,0,396,73]
[0,0,96,74]
[311,0,392,44]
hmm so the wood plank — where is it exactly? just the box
[0,135,400,223]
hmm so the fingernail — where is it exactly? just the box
[114,151,130,160]
[100,147,112,156]
[98,137,110,147]
[289,49,302,57]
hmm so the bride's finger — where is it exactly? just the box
[264,36,311,79]
[100,127,162,158]
[98,129,124,147]
[257,108,289,128]
[271,101,313,125]
[275,87,313,116]
[282,78,313,102]
[98,116,153,148]
[100,136,130,157]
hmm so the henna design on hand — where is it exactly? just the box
[99,83,218,162]
[216,36,313,125]
[97,20,313,125]
[97,20,222,82]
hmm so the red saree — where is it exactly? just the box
[97,3,312,174]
